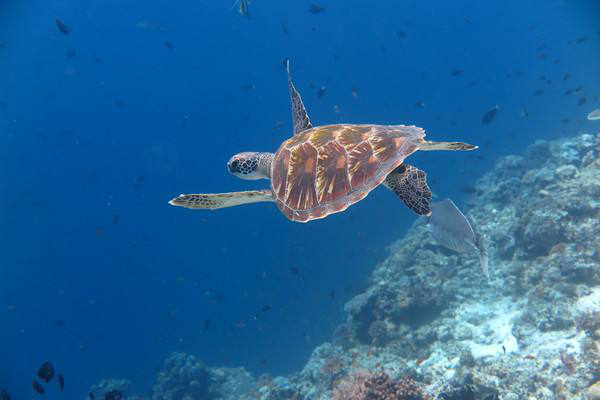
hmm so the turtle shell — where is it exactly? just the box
[271,124,425,222]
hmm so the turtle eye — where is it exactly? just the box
[229,159,239,173]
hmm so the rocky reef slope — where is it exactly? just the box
[99,131,600,400]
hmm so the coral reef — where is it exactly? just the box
[94,131,600,399]
[332,370,428,400]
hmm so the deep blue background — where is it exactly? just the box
[1,0,599,397]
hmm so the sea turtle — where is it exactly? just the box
[169,62,477,222]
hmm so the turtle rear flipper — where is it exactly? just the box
[383,164,432,216]
[169,189,274,210]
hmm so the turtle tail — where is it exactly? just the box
[419,140,478,151]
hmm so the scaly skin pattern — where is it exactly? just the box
[270,124,424,222]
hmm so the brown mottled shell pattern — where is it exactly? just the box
[271,124,425,222]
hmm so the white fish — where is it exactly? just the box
[587,109,600,120]
[427,198,489,280]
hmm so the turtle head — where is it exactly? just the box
[227,152,272,180]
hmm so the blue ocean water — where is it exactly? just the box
[0,0,599,397]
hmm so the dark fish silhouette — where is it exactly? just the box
[32,380,45,394]
[261,304,271,312]
[164,41,175,50]
[481,106,499,124]
[204,319,210,329]
[451,69,464,76]
[579,97,587,105]
[308,4,325,14]
[534,89,544,96]
[280,22,288,35]
[428,199,489,279]
[396,31,407,38]
[37,361,55,383]
[65,48,76,59]
[105,390,122,400]
[52,319,66,327]
[317,85,326,98]
[54,18,70,35]
[0,389,10,400]
[57,373,64,392]
[88,392,95,400]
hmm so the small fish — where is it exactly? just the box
[351,86,359,98]
[280,22,288,35]
[451,69,463,76]
[0,389,10,400]
[396,31,407,39]
[164,41,175,50]
[105,390,123,400]
[32,380,45,394]
[588,109,600,120]
[579,97,587,105]
[459,185,478,194]
[317,85,326,98]
[328,289,335,300]
[520,108,529,118]
[565,89,574,95]
[57,373,64,392]
[308,4,325,14]
[481,105,499,124]
[290,266,299,275]
[52,319,66,327]
[534,89,544,96]
[37,361,55,383]
[241,83,255,91]
[237,0,251,18]
[88,392,95,400]
[65,48,76,59]
[563,73,571,80]
[261,304,271,312]
[428,199,489,279]
[54,18,70,35]
[502,345,506,354]
[203,319,210,329]
[575,36,587,44]
[415,101,425,108]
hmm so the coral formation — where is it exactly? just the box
[332,370,428,400]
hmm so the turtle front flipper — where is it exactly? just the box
[383,164,432,216]
[286,60,312,135]
[169,189,274,210]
